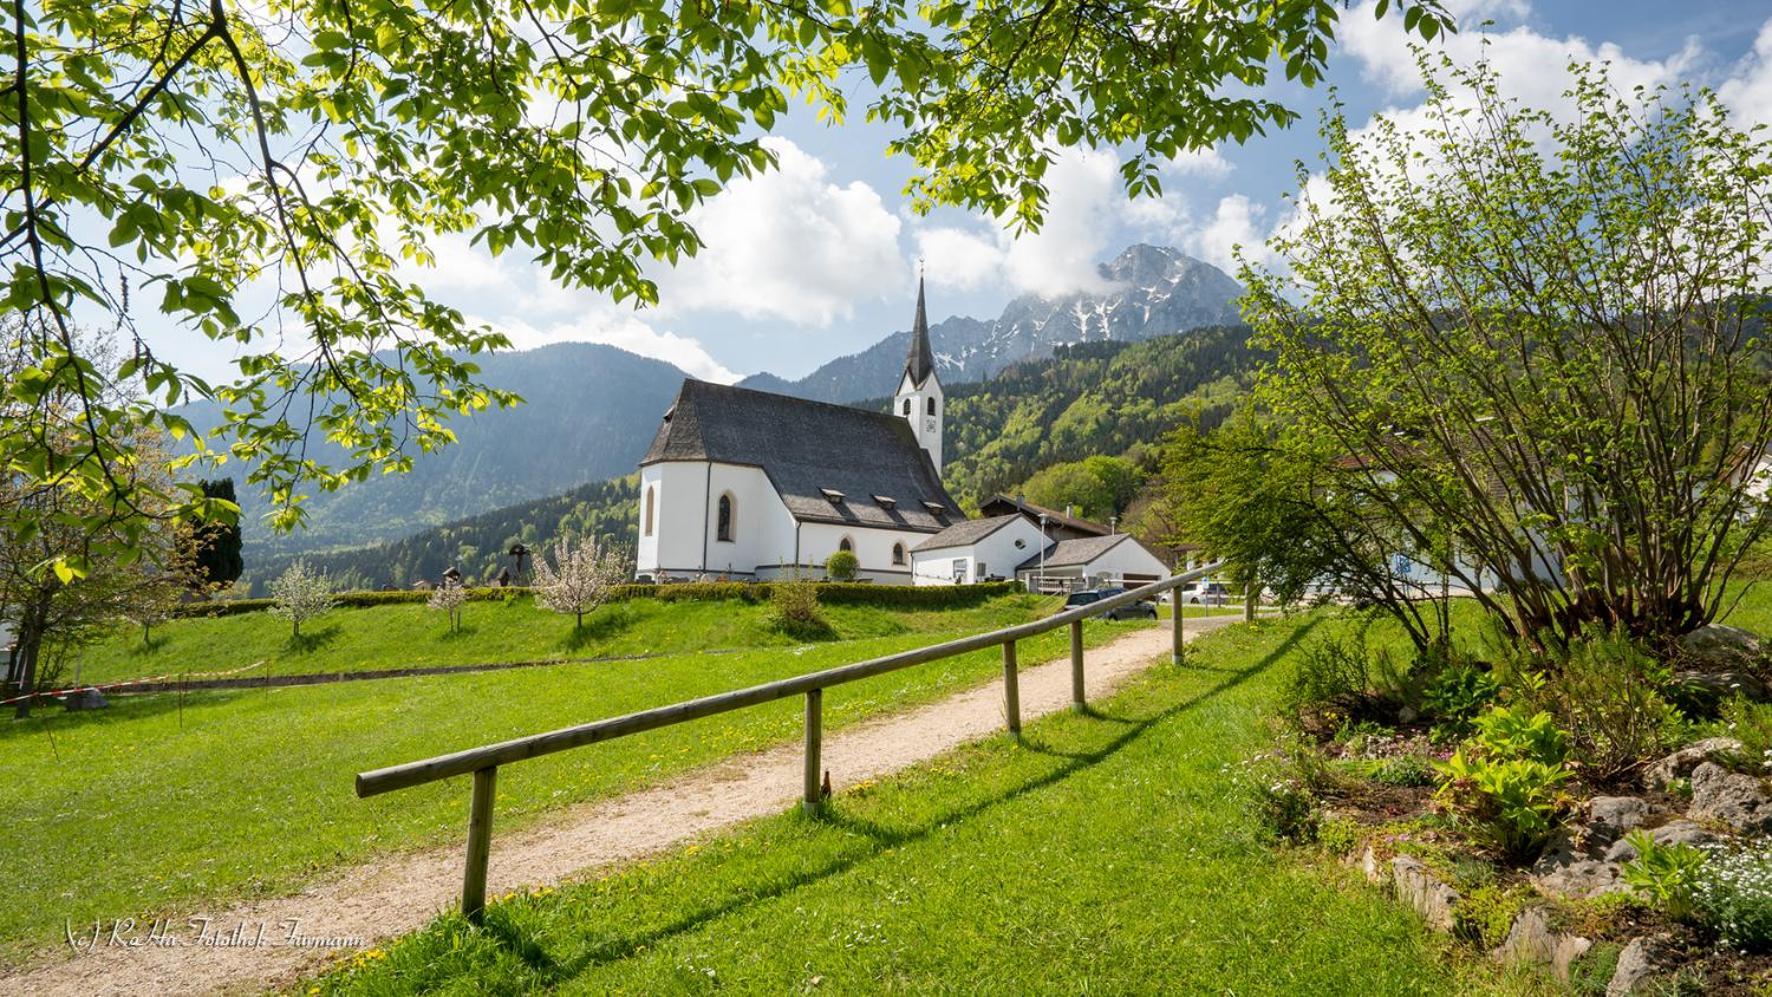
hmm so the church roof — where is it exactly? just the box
[903,276,937,388]
[641,380,962,533]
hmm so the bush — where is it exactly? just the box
[824,550,859,582]
[1234,732,1333,844]
[1434,706,1573,862]
[1621,830,1706,922]
[1693,843,1772,951]
[1720,695,1772,775]
[1518,627,1684,784]
[174,580,1025,618]
[768,580,834,640]
[1423,660,1501,740]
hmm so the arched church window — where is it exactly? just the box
[839,536,853,554]
[902,398,911,415]
[717,493,735,542]
[643,487,656,537]
[926,397,937,416]
[891,542,905,565]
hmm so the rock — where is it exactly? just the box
[1360,846,1384,885]
[1644,737,1742,791]
[1677,624,1765,671]
[1532,858,1625,899]
[1492,907,1592,982]
[1672,625,1769,704]
[1586,796,1650,844]
[1391,855,1459,932]
[1689,761,1772,833]
[1603,820,1720,863]
[63,688,108,711]
[1606,935,1669,996]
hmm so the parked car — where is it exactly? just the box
[1181,582,1231,606]
[1062,588,1158,620]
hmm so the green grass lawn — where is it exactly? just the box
[0,606,1155,965]
[69,593,1099,685]
[309,616,1521,995]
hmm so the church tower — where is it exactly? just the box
[895,274,944,474]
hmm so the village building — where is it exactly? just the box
[635,280,1180,589]
[634,280,959,583]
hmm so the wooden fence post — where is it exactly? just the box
[803,688,823,814]
[462,765,497,925]
[1172,596,1185,666]
[1070,619,1085,712]
[1002,641,1021,736]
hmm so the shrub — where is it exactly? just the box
[1621,830,1706,922]
[1233,732,1332,844]
[768,580,833,640]
[824,550,860,582]
[1470,706,1569,766]
[1423,660,1501,740]
[1693,843,1772,951]
[1371,753,1436,788]
[1521,627,1683,784]
[1434,706,1573,862]
[1720,696,1772,775]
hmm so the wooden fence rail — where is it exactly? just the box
[355,561,1225,923]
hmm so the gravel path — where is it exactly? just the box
[4,616,1238,996]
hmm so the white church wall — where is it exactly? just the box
[637,462,797,579]
[797,521,920,584]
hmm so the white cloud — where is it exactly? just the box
[654,137,904,326]
[1341,0,1698,107]
[1184,195,1272,273]
[1166,147,1233,179]
[495,311,739,383]
[1720,18,1772,130]
[913,226,1005,291]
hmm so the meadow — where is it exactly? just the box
[0,594,1179,964]
[308,617,1528,994]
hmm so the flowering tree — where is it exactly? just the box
[269,561,335,640]
[427,578,469,634]
[532,535,629,629]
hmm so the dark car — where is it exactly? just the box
[1063,588,1157,621]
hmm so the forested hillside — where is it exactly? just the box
[913,324,1258,509]
[240,477,639,594]
[239,327,1256,593]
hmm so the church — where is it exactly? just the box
[633,279,961,583]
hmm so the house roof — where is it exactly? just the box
[903,276,937,388]
[977,494,1112,537]
[912,513,1028,553]
[1015,534,1132,571]
[641,379,962,533]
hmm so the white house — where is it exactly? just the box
[634,280,960,584]
[1013,533,1172,593]
[909,510,1175,592]
[910,513,1048,585]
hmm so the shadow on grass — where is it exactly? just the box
[285,625,343,654]
[480,618,1319,983]
[561,608,639,652]
[0,686,250,741]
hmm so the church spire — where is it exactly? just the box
[903,271,936,388]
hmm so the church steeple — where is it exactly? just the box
[895,270,944,474]
[903,274,937,388]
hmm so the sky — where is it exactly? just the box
[152,0,1772,387]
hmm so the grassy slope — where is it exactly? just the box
[312,616,1514,995]
[0,603,1157,964]
[71,595,1048,685]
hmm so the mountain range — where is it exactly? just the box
[227,244,1245,560]
[737,245,1244,403]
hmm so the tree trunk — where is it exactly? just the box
[12,595,50,719]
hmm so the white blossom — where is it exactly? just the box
[269,560,335,638]
[532,535,629,628]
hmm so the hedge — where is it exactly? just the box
[173,580,1025,618]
